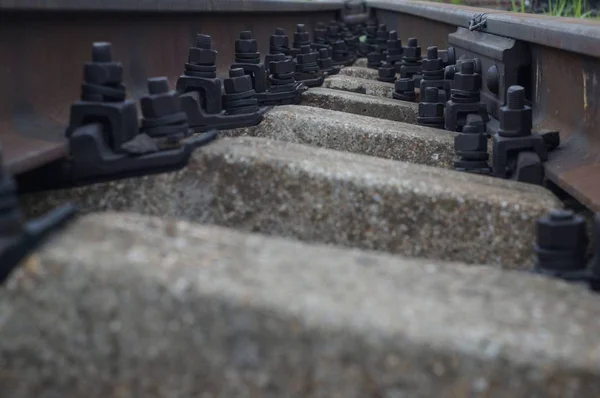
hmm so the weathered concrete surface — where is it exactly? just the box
[2,212,600,398]
[338,65,381,80]
[353,57,368,68]
[301,87,418,124]
[22,137,561,268]
[223,105,444,166]
[323,74,396,99]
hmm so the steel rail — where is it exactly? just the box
[368,0,600,212]
[0,0,344,175]
[0,0,344,12]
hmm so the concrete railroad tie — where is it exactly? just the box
[2,213,600,397]
[224,104,445,167]
[22,137,560,268]
[301,88,418,124]
[324,74,396,99]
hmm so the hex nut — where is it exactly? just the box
[422,58,443,71]
[499,106,533,135]
[537,211,587,251]
[141,92,181,118]
[235,39,258,54]
[224,75,253,94]
[454,73,481,92]
[188,48,217,65]
[297,53,317,64]
[403,46,421,59]
[270,35,287,48]
[84,63,123,85]
[419,102,444,117]
[270,59,295,75]
[455,133,487,152]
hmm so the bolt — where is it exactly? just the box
[378,24,387,31]
[319,48,330,58]
[195,34,212,49]
[460,60,475,75]
[408,37,418,47]
[389,30,398,41]
[274,27,285,35]
[396,77,414,92]
[92,42,112,62]
[296,24,307,33]
[300,45,311,54]
[507,85,526,110]
[549,209,574,221]
[147,77,170,94]
[229,68,245,78]
[427,46,438,60]
[424,87,439,103]
[240,31,252,40]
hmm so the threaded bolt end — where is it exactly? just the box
[296,24,306,33]
[92,42,112,62]
[195,34,212,49]
[240,31,252,40]
[274,28,285,35]
[549,209,574,221]
[427,46,438,60]
[388,30,398,41]
[460,60,475,75]
[229,68,245,78]
[507,85,526,110]
[147,77,169,94]
[319,48,329,58]
[408,37,418,47]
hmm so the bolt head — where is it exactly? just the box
[454,133,487,152]
[235,39,258,54]
[454,73,481,92]
[269,59,294,75]
[537,211,587,251]
[498,106,532,136]
[147,77,170,94]
[188,48,216,65]
[141,92,181,119]
[270,35,287,48]
[224,74,253,94]
[419,102,444,117]
[403,46,421,59]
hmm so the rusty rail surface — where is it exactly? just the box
[2,0,600,211]
[370,0,600,211]
[0,0,344,175]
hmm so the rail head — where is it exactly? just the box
[0,0,346,13]
[367,0,600,58]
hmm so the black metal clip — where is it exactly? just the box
[468,13,488,32]
[0,153,77,283]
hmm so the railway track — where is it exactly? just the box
[1,0,600,396]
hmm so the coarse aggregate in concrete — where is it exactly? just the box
[323,74,396,99]
[21,137,562,268]
[353,57,368,68]
[222,105,446,166]
[338,65,382,80]
[2,212,600,397]
[301,87,418,124]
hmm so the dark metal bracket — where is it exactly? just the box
[0,151,77,283]
[448,27,531,123]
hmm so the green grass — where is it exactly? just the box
[431,0,597,18]
[508,0,597,18]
